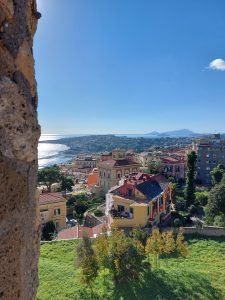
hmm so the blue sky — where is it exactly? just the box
[35,0,225,134]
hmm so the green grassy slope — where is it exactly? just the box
[37,236,225,300]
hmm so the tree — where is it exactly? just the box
[207,179,225,218]
[76,236,99,287]
[162,231,176,255]
[161,231,176,266]
[184,151,197,207]
[213,214,225,227]
[174,196,187,212]
[38,165,61,191]
[109,228,144,284]
[60,175,74,193]
[147,159,163,174]
[94,233,110,283]
[175,230,188,257]
[132,226,148,249]
[210,164,225,185]
[195,191,209,206]
[146,228,164,269]
[42,221,55,241]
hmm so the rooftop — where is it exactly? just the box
[98,159,140,168]
[39,192,66,205]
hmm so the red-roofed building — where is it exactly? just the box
[106,173,172,228]
[98,149,141,192]
[161,156,186,179]
[39,192,67,231]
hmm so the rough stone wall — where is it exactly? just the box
[0,1,40,299]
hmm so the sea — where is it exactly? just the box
[38,133,156,168]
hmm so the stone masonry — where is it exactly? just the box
[0,0,40,299]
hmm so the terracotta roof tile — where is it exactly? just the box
[39,192,66,205]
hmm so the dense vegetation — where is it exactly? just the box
[40,135,192,154]
[38,165,74,192]
[38,235,225,300]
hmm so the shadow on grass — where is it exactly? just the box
[111,269,222,300]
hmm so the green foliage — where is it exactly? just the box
[109,229,144,284]
[93,209,104,217]
[175,230,188,257]
[42,221,56,241]
[173,218,181,227]
[168,176,175,183]
[60,176,74,192]
[188,204,198,214]
[213,214,225,227]
[38,165,61,191]
[184,151,197,207]
[74,202,88,216]
[195,191,209,206]
[38,237,225,299]
[147,159,163,174]
[76,236,99,286]
[174,196,187,212]
[210,164,225,185]
[131,226,148,247]
[207,180,225,217]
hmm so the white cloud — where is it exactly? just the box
[208,58,225,71]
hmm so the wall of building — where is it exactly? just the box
[0,1,40,298]
[40,202,67,231]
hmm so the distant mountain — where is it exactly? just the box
[146,129,201,138]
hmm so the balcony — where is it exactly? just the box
[110,209,134,219]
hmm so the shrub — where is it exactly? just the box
[42,221,56,241]
[94,209,104,217]
[195,191,208,206]
[173,218,181,227]
[188,204,198,214]
[213,214,225,227]
[174,196,186,212]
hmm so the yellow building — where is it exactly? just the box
[98,149,141,192]
[105,173,172,228]
[39,192,67,231]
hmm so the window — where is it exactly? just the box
[147,206,150,216]
[128,189,132,197]
[206,167,210,171]
[54,208,61,216]
[130,207,134,214]
[118,205,125,212]
[117,173,121,179]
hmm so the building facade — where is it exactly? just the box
[105,173,172,228]
[87,168,99,189]
[193,134,225,185]
[39,192,67,231]
[98,149,141,192]
[161,156,186,180]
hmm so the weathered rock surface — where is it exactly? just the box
[0,0,40,299]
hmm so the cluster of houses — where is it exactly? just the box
[38,134,225,239]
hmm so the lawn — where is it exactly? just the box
[37,235,225,300]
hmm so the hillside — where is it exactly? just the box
[37,236,225,300]
[40,134,193,154]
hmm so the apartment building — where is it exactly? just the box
[193,134,225,184]
[98,149,141,192]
